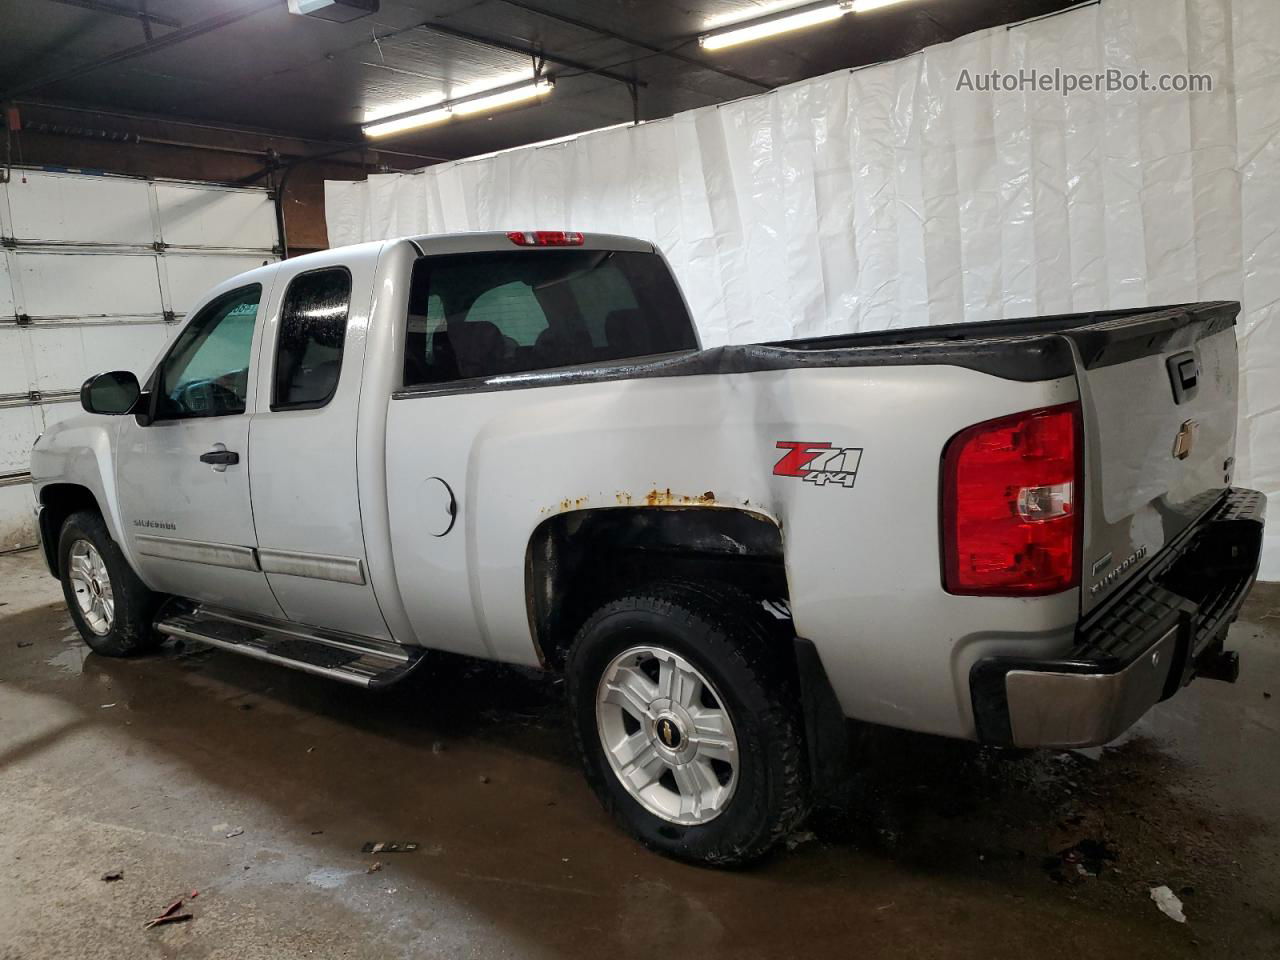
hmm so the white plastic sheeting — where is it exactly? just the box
[326,0,1280,578]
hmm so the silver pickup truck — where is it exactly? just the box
[30,230,1265,864]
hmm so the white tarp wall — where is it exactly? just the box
[326,0,1280,579]
[1,169,277,550]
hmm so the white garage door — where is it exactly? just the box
[0,168,278,551]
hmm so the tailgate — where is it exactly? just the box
[1069,304,1240,615]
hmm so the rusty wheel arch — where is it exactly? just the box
[524,505,790,670]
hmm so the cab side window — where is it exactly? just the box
[273,268,351,410]
[155,285,261,420]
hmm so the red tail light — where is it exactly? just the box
[941,403,1082,596]
[506,230,584,246]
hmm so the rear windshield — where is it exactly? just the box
[403,250,697,386]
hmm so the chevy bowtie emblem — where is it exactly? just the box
[1173,419,1198,460]
[655,718,682,749]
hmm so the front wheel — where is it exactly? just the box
[58,510,162,657]
[566,581,808,865]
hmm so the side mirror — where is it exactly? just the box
[81,371,142,416]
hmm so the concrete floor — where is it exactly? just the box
[1,548,1277,960]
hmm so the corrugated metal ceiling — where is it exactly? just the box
[0,0,1086,163]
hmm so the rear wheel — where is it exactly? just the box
[567,581,807,865]
[58,511,162,657]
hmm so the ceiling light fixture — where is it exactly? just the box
[287,0,379,23]
[850,0,917,11]
[699,0,918,51]
[362,77,555,139]
[700,1,852,50]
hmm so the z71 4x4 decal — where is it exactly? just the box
[773,441,863,489]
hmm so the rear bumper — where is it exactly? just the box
[971,487,1266,748]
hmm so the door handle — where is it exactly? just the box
[199,449,240,466]
[1176,358,1198,389]
[1166,350,1199,405]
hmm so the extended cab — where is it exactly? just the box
[31,231,1265,864]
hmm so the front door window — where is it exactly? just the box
[154,285,262,419]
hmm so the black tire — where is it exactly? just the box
[58,510,162,657]
[566,580,808,866]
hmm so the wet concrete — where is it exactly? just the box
[0,550,1277,959]
[0,549,63,616]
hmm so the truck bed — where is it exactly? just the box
[766,302,1239,382]
[397,302,1237,392]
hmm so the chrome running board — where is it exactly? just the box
[155,604,423,688]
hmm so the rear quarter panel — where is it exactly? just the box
[384,363,1081,741]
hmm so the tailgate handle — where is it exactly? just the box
[1167,351,1199,405]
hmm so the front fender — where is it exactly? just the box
[31,414,136,567]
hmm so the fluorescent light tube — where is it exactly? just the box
[700,2,850,51]
[851,0,916,11]
[287,0,378,22]
[362,78,554,139]
[698,0,920,51]
[452,78,554,116]
[363,106,452,138]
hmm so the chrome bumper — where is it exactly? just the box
[972,488,1265,749]
[1002,626,1178,748]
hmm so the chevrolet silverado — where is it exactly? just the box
[30,230,1265,864]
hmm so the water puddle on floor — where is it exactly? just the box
[46,645,88,675]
